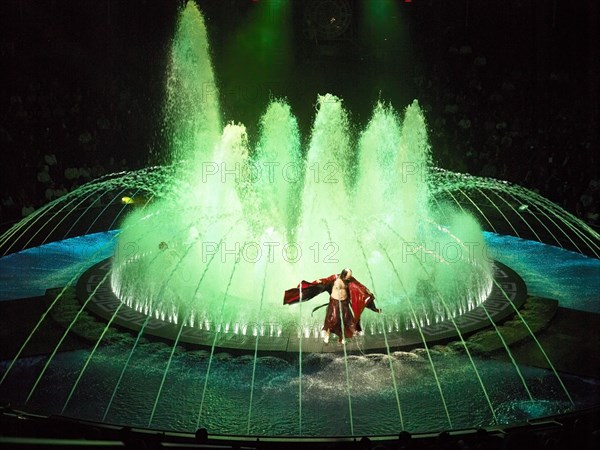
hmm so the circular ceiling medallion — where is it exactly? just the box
[305,0,353,40]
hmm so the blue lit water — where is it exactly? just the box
[0,231,118,301]
[0,231,598,436]
[484,232,600,314]
[1,231,598,313]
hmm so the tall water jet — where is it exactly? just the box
[111,1,494,340]
[246,99,302,237]
[354,101,402,220]
[162,0,221,165]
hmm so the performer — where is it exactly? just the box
[283,268,380,344]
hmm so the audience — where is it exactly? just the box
[0,72,152,224]
[413,40,597,227]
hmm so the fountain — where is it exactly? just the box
[1,0,599,444]
[109,1,493,342]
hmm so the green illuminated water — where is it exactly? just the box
[111,2,493,337]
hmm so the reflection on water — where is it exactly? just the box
[1,338,596,436]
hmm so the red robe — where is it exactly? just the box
[283,274,380,336]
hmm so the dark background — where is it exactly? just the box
[0,0,597,225]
